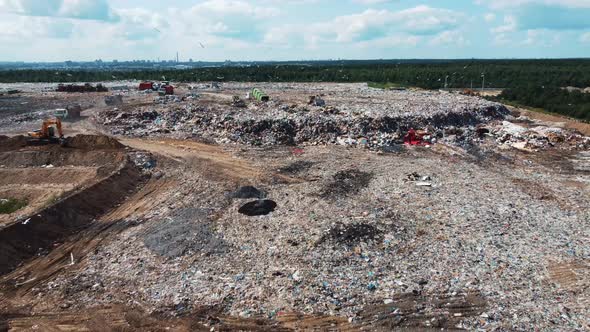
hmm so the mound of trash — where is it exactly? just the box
[98,92,510,149]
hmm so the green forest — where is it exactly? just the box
[1,59,589,120]
[493,86,590,121]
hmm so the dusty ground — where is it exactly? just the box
[0,82,588,331]
[508,105,590,136]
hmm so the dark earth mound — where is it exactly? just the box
[227,186,265,199]
[67,135,124,150]
[0,135,27,152]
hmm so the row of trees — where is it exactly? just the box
[1,59,588,120]
[1,59,589,88]
[492,86,590,121]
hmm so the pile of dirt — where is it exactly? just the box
[143,208,227,258]
[321,169,373,198]
[0,161,143,276]
[66,135,124,150]
[227,186,266,199]
[318,222,383,246]
[0,135,27,152]
[0,149,126,170]
[238,200,277,216]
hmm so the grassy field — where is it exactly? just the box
[367,82,408,89]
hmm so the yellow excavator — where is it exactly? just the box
[27,118,67,146]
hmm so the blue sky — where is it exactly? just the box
[0,0,589,61]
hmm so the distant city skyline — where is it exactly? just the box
[0,0,589,62]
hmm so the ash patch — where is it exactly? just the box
[318,223,383,247]
[321,169,373,198]
[143,208,226,258]
[227,186,266,199]
[278,161,315,175]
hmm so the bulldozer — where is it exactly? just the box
[27,118,67,146]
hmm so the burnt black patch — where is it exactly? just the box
[143,208,227,258]
[318,223,382,246]
[321,169,373,198]
[279,161,314,174]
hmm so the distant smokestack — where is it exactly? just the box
[176,52,179,63]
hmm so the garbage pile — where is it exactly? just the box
[97,95,510,150]
[57,83,108,93]
[491,120,590,151]
[104,95,123,106]
[154,95,182,104]
[231,96,247,108]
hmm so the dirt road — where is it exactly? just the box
[120,137,301,184]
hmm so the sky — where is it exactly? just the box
[0,0,589,62]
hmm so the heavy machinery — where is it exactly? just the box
[53,105,82,120]
[27,118,67,146]
[139,81,174,95]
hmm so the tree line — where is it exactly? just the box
[1,59,588,120]
[492,86,590,121]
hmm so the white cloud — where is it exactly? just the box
[0,0,119,21]
[484,13,495,22]
[353,0,394,4]
[492,33,511,45]
[190,0,279,19]
[264,5,464,48]
[0,15,73,40]
[355,35,420,48]
[580,31,590,42]
[430,30,467,46]
[522,29,561,46]
[476,0,590,9]
[492,15,517,33]
[479,0,590,32]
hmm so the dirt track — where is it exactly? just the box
[120,138,301,184]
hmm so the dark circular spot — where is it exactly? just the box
[238,200,277,216]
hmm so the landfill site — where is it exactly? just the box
[0,81,589,331]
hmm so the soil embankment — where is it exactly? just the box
[0,135,143,276]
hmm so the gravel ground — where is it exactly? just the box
[3,82,589,330]
[41,141,590,330]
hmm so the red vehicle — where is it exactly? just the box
[163,85,174,95]
[139,82,154,91]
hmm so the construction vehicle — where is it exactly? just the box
[27,118,67,146]
[251,88,269,102]
[53,105,81,120]
[139,81,174,95]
